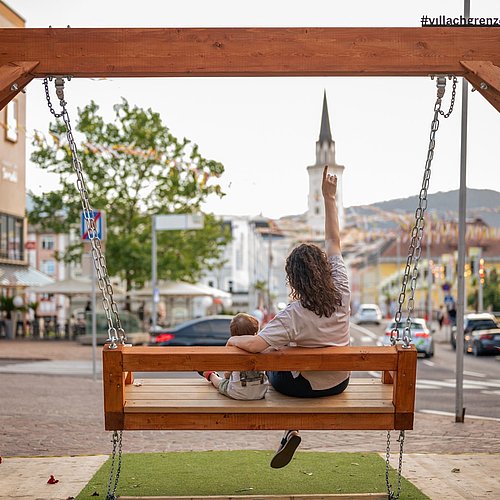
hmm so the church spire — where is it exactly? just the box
[319,90,332,143]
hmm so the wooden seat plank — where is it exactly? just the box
[121,412,395,431]
[124,399,394,413]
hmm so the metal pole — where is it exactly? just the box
[91,254,97,381]
[455,0,470,424]
[267,228,272,313]
[152,215,157,333]
[477,249,483,312]
[427,236,433,324]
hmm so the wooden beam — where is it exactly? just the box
[119,345,399,372]
[461,61,500,113]
[0,28,499,78]
[102,345,125,430]
[0,61,39,110]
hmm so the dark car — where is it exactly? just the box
[149,315,234,346]
[451,313,500,356]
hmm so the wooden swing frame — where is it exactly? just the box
[1,26,498,432]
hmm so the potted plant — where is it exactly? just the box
[0,296,16,339]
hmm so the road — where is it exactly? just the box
[350,321,500,420]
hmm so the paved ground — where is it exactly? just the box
[1,339,499,499]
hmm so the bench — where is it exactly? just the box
[102,344,417,432]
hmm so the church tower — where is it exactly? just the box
[307,91,345,235]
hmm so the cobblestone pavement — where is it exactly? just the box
[1,339,500,457]
[2,339,500,500]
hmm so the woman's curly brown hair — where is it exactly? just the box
[285,243,342,317]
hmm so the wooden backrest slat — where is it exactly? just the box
[119,345,399,372]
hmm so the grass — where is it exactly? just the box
[77,451,428,498]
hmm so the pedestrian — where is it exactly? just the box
[200,313,269,400]
[227,166,350,468]
[437,304,446,330]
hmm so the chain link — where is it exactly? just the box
[42,78,126,347]
[106,430,123,500]
[439,76,458,118]
[386,75,457,500]
[385,431,406,500]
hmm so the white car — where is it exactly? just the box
[383,317,434,358]
[353,304,383,325]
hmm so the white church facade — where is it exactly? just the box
[307,91,345,236]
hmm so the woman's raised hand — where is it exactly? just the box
[322,165,337,200]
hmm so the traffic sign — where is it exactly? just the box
[81,210,105,241]
[155,214,204,231]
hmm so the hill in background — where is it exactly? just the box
[346,188,500,229]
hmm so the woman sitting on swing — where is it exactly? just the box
[227,165,351,468]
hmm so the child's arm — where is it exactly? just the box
[227,334,269,353]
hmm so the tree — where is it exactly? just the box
[467,268,500,312]
[29,99,231,293]
[482,268,500,311]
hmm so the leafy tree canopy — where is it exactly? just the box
[29,98,231,290]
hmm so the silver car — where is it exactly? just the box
[353,304,383,325]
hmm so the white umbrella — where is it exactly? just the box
[130,281,226,298]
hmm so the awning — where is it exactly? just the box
[27,277,125,296]
[0,264,55,288]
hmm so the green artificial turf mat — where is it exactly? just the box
[77,451,428,498]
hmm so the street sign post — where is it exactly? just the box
[81,210,105,380]
[151,214,204,332]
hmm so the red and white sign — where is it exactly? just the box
[25,241,36,250]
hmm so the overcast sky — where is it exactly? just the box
[9,0,500,219]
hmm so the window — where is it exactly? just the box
[42,259,56,276]
[42,236,54,250]
[5,100,18,143]
[236,233,244,270]
[0,213,24,261]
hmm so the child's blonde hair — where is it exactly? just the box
[230,313,259,337]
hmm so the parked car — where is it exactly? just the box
[149,315,234,346]
[451,313,500,356]
[383,318,434,358]
[353,304,383,325]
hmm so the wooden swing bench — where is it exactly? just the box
[103,344,417,432]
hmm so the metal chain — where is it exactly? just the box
[386,75,457,500]
[390,75,455,347]
[438,76,458,118]
[106,430,123,500]
[385,431,405,500]
[42,77,126,347]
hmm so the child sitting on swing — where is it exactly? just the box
[200,313,269,400]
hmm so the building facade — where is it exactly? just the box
[0,2,26,271]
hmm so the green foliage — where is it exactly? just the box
[0,296,25,318]
[483,268,500,311]
[29,99,231,290]
[467,268,500,311]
